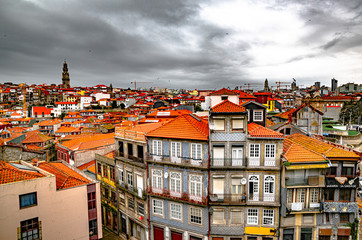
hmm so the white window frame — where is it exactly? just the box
[263,175,275,202]
[152,199,163,216]
[190,207,202,225]
[170,141,181,161]
[127,171,133,186]
[264,144,276,166]
[263,209,274,225]
[170,172,182,197]
[170,202,182,221]
[247,209,258,225]
[231,147,243,166]
[249,144,260,166]
[297,188,306,207]
[118,167,124,184]
[191,143,202,160]
[310,188,319,203]
[287,189,293,204]
[253,110,263,121]
[249,175,259,201]
[151,169,163,192]
[152,140,162,156]
[189,175,202,201]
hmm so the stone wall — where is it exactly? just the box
[1,145,45,162]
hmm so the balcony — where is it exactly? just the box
[325,177,358,188]
[285,176,324,187]
[209,194,246,204]
[210,158,244,168]
[147,186,207,206]
[287,202,322,212]
[322,202,358,213]
[147,154,208,169]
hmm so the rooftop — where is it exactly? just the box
[248,122,284,138]
[0,161,45,184]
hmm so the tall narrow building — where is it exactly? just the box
[62,60,70,88]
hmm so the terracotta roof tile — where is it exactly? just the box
[211,99,246,113]
[37,162,91,190]
[77,160,95,171]
[283,137,326,163]
[210,88,239,96]
[248,122,284,138]
[22,130,53,144]
[0,162,44,184]
[60,133,115,151]
[147,114,209,141]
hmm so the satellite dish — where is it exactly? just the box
[241,178,247,185]
[164,172,168,179]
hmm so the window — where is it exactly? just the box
[119,193,125,205]
[88,192,96,209]
[231,147,243,166]
[340,213,349,223]
[249,175,259,201]
[19,192,37,209]
[152,140,162,156]
[265,144,276,166]
[263,209,274,225]
[232,119,244,130]
[110,166,115,181]
[190,207,202,224]
[264,176,275,201]
[191,143,202,160]
[127,171,133,186]
[21,217,39,240]
[221,96,228,101]
[127,143,133,156]
[137,202,145,216]
[97,163,102,175]
[212,209,225,224]
[214,119,225,131]
[247,209,258,225]
[253,110,263,121]
[190,175,202,197]
[249,144,260,166]
[297,189,306,203]
[310,188,319,203]
[111,191,116,204]
[339,189,351,201]
[103,165,108,178]
[230,210,242,224]
[104,188,109,199]
[170,172,181,193]
[152,199,163,215]
[287,189,293,204]
[213,146,225,166]
[327,166,337,176]
[137,145,144,159]
[118,141,124,156]
[152,169,163,189]
[170,203,182,220]
[128,197,134,210]
[89,219,98,237]
[171,142,181,158]
[341,167,354,176]
[324,189,335,201]
[231,178,242,194]
[118,167,124,184]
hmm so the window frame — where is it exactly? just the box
[191,143,202,160]
[152,140,162,156]
[189,174,203,197]
[247,208,258,225]
[20,217,39,240]
[212,208,226,225]
[214,119,225,131]
[169,171,182,194]
[152,198,164,216]
[19,192,37,209]
[253,110,263,121]
[230,209,242,225]
[170,141,181,158]
[170,202,182,221]
[189,206,203,225]
[232,118,244,130]
[262,209,274,226]
[151,169,163,190]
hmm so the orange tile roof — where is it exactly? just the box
[147,114,209,141]
[37,162,91,190]
[60,133,115,151]
[124,122,165,134]
[56,126,81,134]
[39,119,62,126]
[283,137,326,163]
[248,122,284,138]
[285,133,360,160]
[0,161,44,184]
[266,118,276,127]
[77,160,96,171]
[211,99,246,113]
[104,151,115,159]
[210,88,238,95]
[22,131,53,144]
[274,108,296,120]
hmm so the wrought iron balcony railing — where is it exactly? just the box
[147,186,207,206]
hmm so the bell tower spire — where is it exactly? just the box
[62,60,70,88]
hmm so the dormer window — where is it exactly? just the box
[253,110,263,122]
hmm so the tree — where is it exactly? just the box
[339,99,362,124]
[111,100,117,108]
[346,218,359,240]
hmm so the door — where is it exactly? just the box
[154,227,164,240]
[171,231,182,240]
[136,175,144,198]
[232,148,243,166]
[248,175,259,201]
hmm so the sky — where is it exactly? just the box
[1,0,362,90]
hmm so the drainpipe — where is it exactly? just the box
[146,138,151,240]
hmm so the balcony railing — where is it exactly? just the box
[210,158,244,167]
[209,194,246,204]
[322,202,358,213]
[147,154,208,168]
[325,177,358,188]
[285,176,324,187]
[286,202,322,212]
[147,186,207,206]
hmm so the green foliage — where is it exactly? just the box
[346,218,359,240]
[60,112,66,120]
[339,99,362,124]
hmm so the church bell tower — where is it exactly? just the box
[62,61,70,88]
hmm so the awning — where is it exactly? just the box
[286,163,329,170]
[338,228,351,236]
[319,229,332,236]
